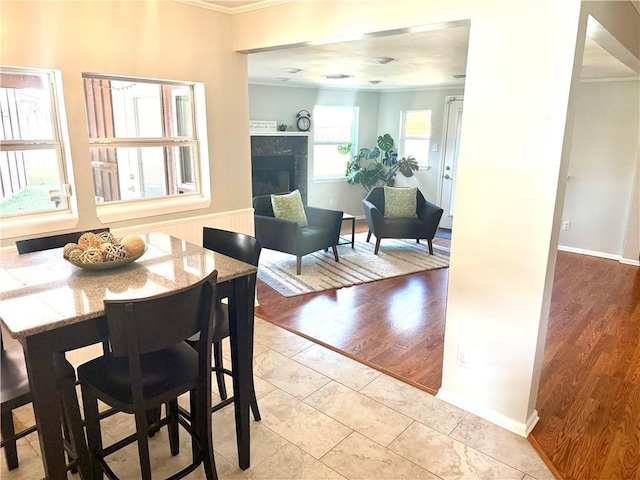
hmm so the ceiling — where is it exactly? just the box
[182,1,639,91]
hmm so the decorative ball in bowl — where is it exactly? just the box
[63,232,147,270]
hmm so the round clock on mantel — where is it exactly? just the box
[296,110,311,132]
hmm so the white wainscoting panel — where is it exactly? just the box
[111,208,255,246]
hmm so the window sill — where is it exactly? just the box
[97,195,211,224]
[1,211,79,241]
[312,176,348,184]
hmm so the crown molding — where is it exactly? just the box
[172,0,294,14]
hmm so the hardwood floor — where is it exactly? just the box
[256,221,449,394]
[531,252,640,480]
[255,219,640,480]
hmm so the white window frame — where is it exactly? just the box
[82,74,210,224]
[312,105,359,181]
[399,109,432,170]
[0,66,79,239]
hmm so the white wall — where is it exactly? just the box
[560,80,640,258]
[249,84,380,215]
[234,0,588,436]
[249,84,465,212]
[377,87,465,204]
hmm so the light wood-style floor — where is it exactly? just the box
[256,219,640,480]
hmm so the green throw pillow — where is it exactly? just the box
[384,186,418,218]
[271,190,308,226]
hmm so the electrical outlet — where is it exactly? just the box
[562,221,571,231]
[456,346,471,369]
[329,198,335,207]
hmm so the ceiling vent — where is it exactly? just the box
[324,74,354,80]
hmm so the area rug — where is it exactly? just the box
[257,232,449,297]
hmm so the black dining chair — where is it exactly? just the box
[77,270,218,480]
[0,332,91,476]
[200,227,262,419]
[1,230,119,474]
[15,227,110,254]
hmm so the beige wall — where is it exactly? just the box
[560,80,640,258]
[233,0,635,436]
[1,1,254,244]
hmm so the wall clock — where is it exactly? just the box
[296,110,311,132]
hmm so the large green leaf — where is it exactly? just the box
[397,156,419,177]
[365,147,380,160]
[377,134,394,152]
[337,142,352,156]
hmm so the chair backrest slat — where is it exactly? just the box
[202,227,261,267]
[16,228,110,254]
[105,271,217,357]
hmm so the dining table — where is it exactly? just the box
[0,231,257,479]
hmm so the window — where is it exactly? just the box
[313,106,358,178]
[0,67,71,217]
[400,110,432,168]
[82,74,201,204]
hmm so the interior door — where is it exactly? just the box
[439,97,463,230]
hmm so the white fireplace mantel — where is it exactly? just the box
[250,131,310,137]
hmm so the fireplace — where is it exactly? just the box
[251,134,308,203]
[252,155,295,197]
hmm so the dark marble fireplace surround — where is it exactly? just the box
[251,135,308,204]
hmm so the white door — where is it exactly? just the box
[438,98,463,230]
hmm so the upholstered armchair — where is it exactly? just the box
[253,191,343,274]
[362,186,443,255]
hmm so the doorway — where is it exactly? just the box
[438,96,463,230]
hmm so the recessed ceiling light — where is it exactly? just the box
[277,77,291,82]
[450,74,466,79]
[369,80,382,84]
[324,74,354,80]
[373,57,394,65]
[285,68,302,74]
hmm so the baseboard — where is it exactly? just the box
[558,245,640,267]
[436,388,538,437]
[620,258,640,266]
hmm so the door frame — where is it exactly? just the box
[437,95,464,229]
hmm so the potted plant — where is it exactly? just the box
[339,134,419,192]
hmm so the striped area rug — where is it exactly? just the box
[257,232,450,297]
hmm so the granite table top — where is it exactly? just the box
[0,232,256,339]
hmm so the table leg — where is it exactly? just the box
[228,276,251,470]
[23,335,68,480]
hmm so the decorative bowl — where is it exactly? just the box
[64,247,147,271]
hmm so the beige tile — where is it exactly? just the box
[389,422,524,480]
[253,318,316,357]
[221,336,270,361]
[253,349,330,399]
[304,381,413,446]
[213,453,253,480]
[0,438,45,480]
[321,432,439,480]
[450,415,554,480]
[212,402,289,467]
[360,374,467,434]
[292,344,381,391]
[210,357,278,404]
[258,389,352,459]
[247,443,346,480]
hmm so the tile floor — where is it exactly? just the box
[2,317,555,480]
